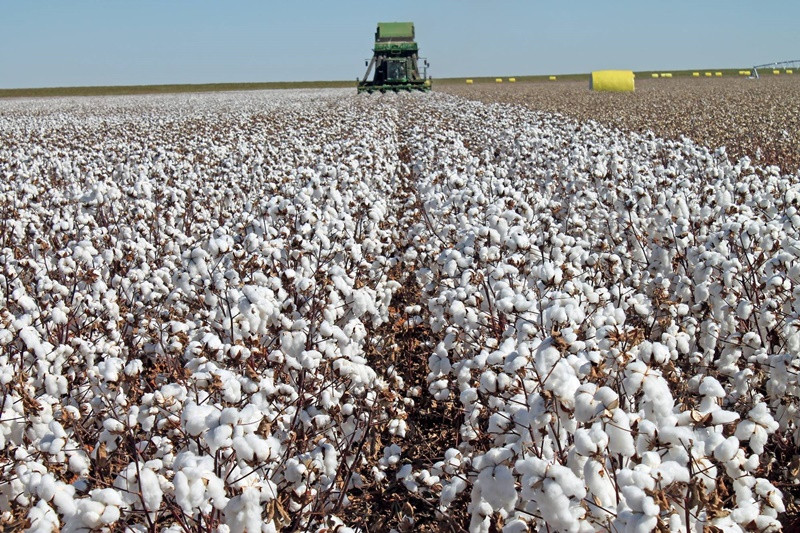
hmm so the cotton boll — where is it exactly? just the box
[27,499,59,533]
[584,459,616,515]
[640,373,675,423]
[606,409,635,458]
[472,465,517,517]
[479,370,497,394]
[735,403,779,454]
[736,300,753,320]
[224,486,264,533]
[181,402,218,437]
[441,476,468,509]
[699,376,725,398]
[450,300,467,326]
[713,436,740,463]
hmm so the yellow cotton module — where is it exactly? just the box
[590,70,635,92]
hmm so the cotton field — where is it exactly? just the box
[1,88,799,532]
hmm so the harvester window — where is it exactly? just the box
[387,61,406,81]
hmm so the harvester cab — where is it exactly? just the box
[358,22,431,93]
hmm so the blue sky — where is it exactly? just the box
[2,1,798,88]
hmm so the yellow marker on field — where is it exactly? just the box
[508,78,516,82]
[466,79,473,84]
[651,73,659,78]
[692,72,700,77]
[549,76,557,81]
[495,78,503,83]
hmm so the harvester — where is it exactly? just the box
[358,22,431,93]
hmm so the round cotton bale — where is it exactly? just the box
[549,76,557,81]
[705,72,712,77]
[692,72,700,77]
[787,69,794,74]
[661,73,672,78]
[508,77,516,82]
[495,78,503,83]
[466,79,473,84]
[651,73,659,78]
[773,69,780,75]
[590,70,635,92]
[715,72,722,77]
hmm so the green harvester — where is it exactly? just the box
[358,22,431,93]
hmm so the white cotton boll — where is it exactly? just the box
[731,501,760,525]
[736,300,753,320]
[69,451,90,474]
[124,359,143,376]
[429,378,450,401]
[207,424,233,452]
[574,428,598,456]
[502,518,530,533]
[75,500,105,528]
[51,484,77,517]
[575,385,599,422]
[35,473,58,502]
[621,486,659,516]
[594,386,619,410]
[172,472,196,512]
[27,499,59,533]
[441,476,468,509]
[51,307,68,326]
[232,436,255,462]
[203,332,223,352]
[181,402,217,436]
[649,342,670,365]
[538,479,581,530]
[388,418,407,437]
[299,350,322,370]
[641,374,675,422]
[396,463,413,481]
[710,409,740,425]
[548,464,586,500]
[429,345,451,376]
[224,486,263,533]
[479,370,497,393]
[450,300,467,326]
[699,376,725,398]
[503,351,528,373]
[473,465,517,516]
[606,409,635,458]
[96,357,124,382]
[653,461,690,485]
[44,374,68,396]
[103,418,125,434]
[584,460,616,513]
[755,478,784,512]
[736,403,778,454]
[350,288,373,318]
[713,436,740,463]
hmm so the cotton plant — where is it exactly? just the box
[407,95,798,530]
[1,88,798,532]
